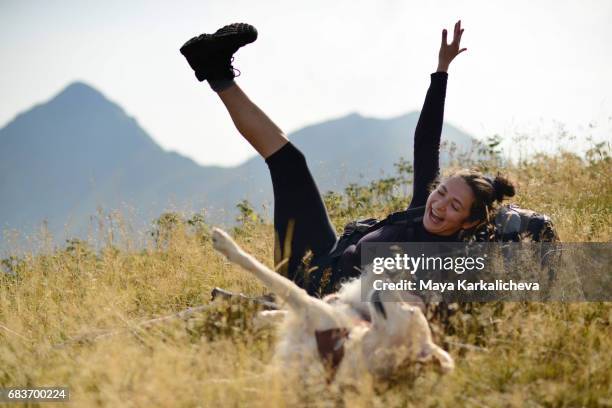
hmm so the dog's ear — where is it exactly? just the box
[417,344,455,373]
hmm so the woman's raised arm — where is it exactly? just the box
[409,20,467,209]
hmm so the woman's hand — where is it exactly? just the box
[437,20,467,72]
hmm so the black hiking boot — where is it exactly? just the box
[180,23,258,82]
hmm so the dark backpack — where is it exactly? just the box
[472,204,560,285]
[471,204,559,243]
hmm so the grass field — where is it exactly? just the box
[1,141,610,407]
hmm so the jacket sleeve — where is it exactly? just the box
[408,72,448,209]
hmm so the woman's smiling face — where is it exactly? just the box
[423,176,478,236]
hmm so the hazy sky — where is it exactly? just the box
[1,0,611,166]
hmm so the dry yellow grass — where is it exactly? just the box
[0,144,610,407]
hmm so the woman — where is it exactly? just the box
[180,20,515,296]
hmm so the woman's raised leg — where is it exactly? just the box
[216,84,288,159]
[216,84,338,289]
[181,23,337,294]
[215,82,337,293]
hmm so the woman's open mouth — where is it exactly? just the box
[429,209,444,225]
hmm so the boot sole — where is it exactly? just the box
[213,23,258,46]
[180,23,257,57]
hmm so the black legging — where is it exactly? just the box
[265,142,337,291]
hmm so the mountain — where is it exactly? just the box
[0,82,479,250]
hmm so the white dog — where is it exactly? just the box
[211,228,454,383]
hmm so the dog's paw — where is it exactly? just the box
[211,227,243,262]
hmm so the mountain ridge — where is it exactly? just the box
[0,81,480,250]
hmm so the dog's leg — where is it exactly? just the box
[430,345,455,373]
[211,228,309,308]
[418,343,455,373]
[212,228,344,328]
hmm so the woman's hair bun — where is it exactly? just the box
[492,175,516,202]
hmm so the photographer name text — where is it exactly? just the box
[373,279,540,292]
